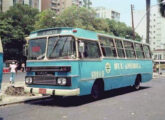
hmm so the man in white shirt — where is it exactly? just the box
[9,62,17,84]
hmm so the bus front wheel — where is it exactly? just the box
[91,80,104,100]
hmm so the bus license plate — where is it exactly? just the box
[39,88,46,94]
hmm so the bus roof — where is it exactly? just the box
[29,27,149,46]
[30,27,98,40]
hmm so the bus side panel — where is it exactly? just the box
[78,80,95,96]
[104,75,137,91]
[141,73,153,83]
[78,59,153,96]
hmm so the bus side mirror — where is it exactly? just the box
[23,44,28,56]
[79,42,84,54]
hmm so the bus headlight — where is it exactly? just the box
[25,77,33,84]
[57,78,67,85]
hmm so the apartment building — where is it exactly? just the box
[0,0,41,12]
[134,6,165,60]
[42,0,82,13]
[95,7,120,21]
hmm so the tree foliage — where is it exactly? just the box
[1,5,142,61]
[34,9,56,30]
[35,6,141,41]
[158,0,165,17]
[83,0,92,9]
[0,4,39,61]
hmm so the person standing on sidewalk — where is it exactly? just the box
[9,61,17,84]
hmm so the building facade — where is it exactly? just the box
[0,0,82,13]
[95,7,120,21]
[41,0,82,13]
[0,0,41,12]
[134,6,165,60]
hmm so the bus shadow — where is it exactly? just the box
[26,86,150,107]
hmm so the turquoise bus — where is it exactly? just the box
[0,38,3,99]
[24,28,152,99]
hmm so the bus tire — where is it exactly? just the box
[91,80,104,100]
[133,75,141,90]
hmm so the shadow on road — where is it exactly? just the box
[26,86,150,107]
[0,118,3,120]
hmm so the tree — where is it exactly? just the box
[82,0,92,9]
[0,4,39,61]
[34,9,57,30]
[34,6,141,41]
[159,0,165,17]
[106,19,141,41]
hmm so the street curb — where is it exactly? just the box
[0,96,50,107]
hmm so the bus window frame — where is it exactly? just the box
[143,44,152,59]
[123,41,136,59]
[27,36,48,60]
[98,36,117,58]
[134,43,145,59]
[47,35,77,60]
[77,38,102,61]
[27,34,79,61]
[115,39,126,59]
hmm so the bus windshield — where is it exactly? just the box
[47,36,76,59]
[28,38,46,60]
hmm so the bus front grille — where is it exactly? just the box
[32,75,57,85]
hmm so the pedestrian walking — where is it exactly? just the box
[9,61,17,84]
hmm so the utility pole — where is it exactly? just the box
[146,0,150,44]
[131,4,135,40]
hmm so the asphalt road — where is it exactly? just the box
[0,77,165,120]
[2,72,26,83]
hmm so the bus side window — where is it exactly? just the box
[99,36,117,57]
[135,43,144,59]
[124,41,136,58]
[115,39,125,58]
[79,40,101,59]
[143,45,151,59]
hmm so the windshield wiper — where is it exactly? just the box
[59,37,68,56]
[48,36,60,58]
[37,53,45,60]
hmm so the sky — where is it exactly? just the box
[91,0,158,26]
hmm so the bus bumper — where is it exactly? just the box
[24,87,80,96]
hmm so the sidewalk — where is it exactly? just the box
[0,81,44,106]
[153,72,165,78]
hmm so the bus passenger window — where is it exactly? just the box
[143,45,151,59]
[124,41,135,58]
[99,36,117,57]
[115,39,125,58]
[79,40,101,59]
[135,43,144,58]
